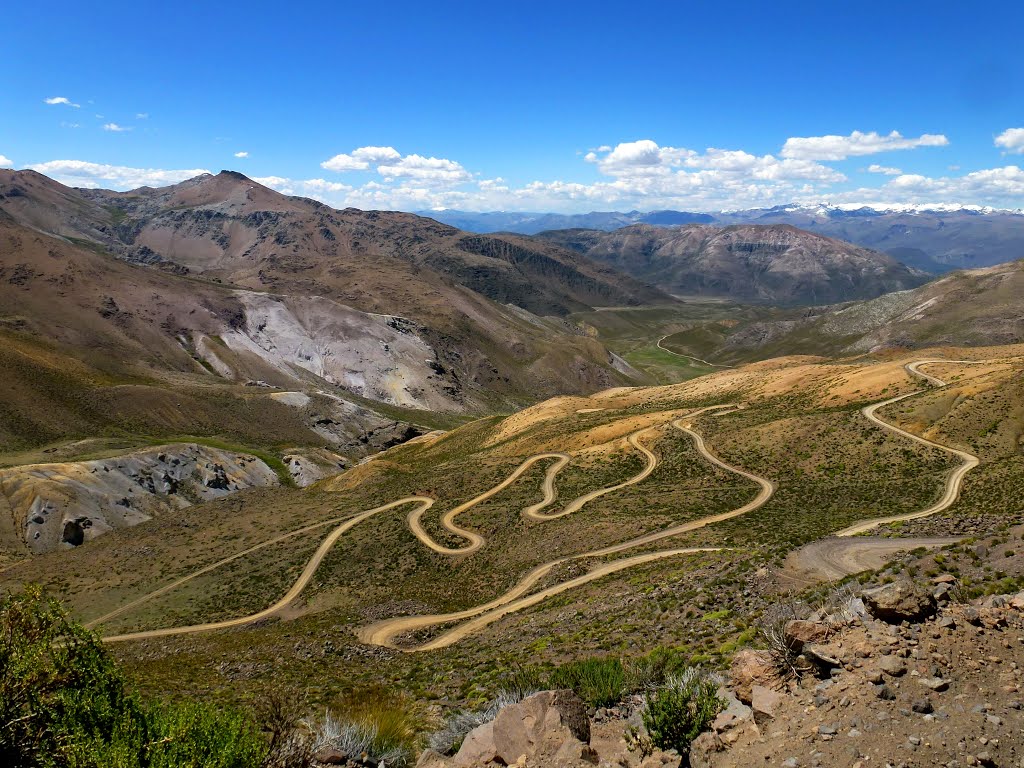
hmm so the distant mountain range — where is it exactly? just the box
[421,204,1024,273]
[537,224,928,305]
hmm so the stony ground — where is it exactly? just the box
[703,592,1024,768]
[407,568,1024,768]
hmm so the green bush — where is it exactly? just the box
[548,658,624,708]
[641,669,723,755]
[0,585,267,768]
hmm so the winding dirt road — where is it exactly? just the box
[95,358,987,646]
[779,536,961,587]
[835,360,981,537]
[358,414,775,651]
[656,335,733,368]
[98,405,771,646]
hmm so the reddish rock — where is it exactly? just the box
[784,619,829,652]
[751,685,788,724]
[453,721,498,767]
[730,649,783,704]
[489,689,590,765]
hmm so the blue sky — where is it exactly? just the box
[2,1,1023,212]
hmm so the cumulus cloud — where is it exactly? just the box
[781,130,949,161]
[377,154,472,184]
[44,96,79,107]
[804,166,1024,209]
[0,155,13,168]
[234,151,249,158]
[321,146,403,171]
[253,176,352,199]
[27,160,210,190]
[995,128,1024,154]
[867,164,902,175]
[321,146,472,185]
[102,123,131,132]
[583,140,843,183]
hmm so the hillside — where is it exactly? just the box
[716,204,1024,272]
[0,170,666,416]
[1,346,1021,767]
[657,259,1024,364]
[434,205,1024,273]
[538,223,928,304]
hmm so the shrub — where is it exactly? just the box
[0,585,267,768]
[623,647,692,693]
[142,701,267,768]
[548,657,624,708]
[640,669,723,756]
[304,692,420,768]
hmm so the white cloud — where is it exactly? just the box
[103,123,132,132]
[254,176,353,200]
[377,154,472,184]
[995,128,1024,154]
[136,112,149,119]
[0,155,13,168]
[234,151,249,158]
[781,130,949,161]
[26,160,210,190]
[321,146,403,172]
[321,146,471,185]
[44,96,79,107]
[583,140,843,183]
[60,121,81,129]
[867,164,902,175]
[808,166,1024,208]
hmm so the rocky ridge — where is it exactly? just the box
[0,444,280,554]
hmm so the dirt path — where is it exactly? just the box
[99,405,767,646]
[524,428,658,521]
[656,335,733,368]
[835,360,982,537]
[100,497,433,642]
[97,358,983,646]
[778,536,961,588]
[408,452,569,555]
[358,413,775,651]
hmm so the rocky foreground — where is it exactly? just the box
[404,577,1024,768]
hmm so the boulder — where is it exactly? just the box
[488,690,590,765]
[552,737,598,765]
[729,649,782,703]
[934,583,954,603]
[784,619,828,652]
[862,581,937,624]
[453,721,498,767]
[751,685,787,724]
[1010,591,1024,610]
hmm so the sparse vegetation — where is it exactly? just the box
[640,668,723,756]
